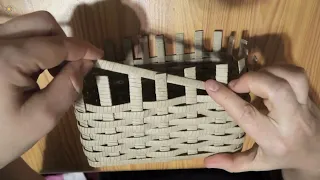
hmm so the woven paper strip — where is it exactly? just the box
[75,30,249,167]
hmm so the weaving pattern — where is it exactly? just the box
[75,30,249,167]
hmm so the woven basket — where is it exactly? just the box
[74,30,249,167]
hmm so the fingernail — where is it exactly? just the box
[82,61,94,75]
[96,48,104,58]
[88,47,104,59]
[205,80,220,92]
[228,79,238,88]
[73,61,83,72]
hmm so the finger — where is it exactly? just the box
[205,80,275,145]
[261,65,309,104]
[8,36,103,74]
[20,60,93,138]
[205,145,270,172]
[0,11,65,39]
[48,61,67,77]
[227,72,300,115]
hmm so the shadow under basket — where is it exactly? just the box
[74,30,249,167]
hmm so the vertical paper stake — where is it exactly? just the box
[129,75,143,111]
[216,64,228,111]
[128,74,143,126]
[123,38,134,65]
[227,34,235,55]
[155,73,168,115]
[96,76,112,106]
[184,67,197,118]
[155,35,165,63]
[238,39,248,57]
[175,33,184,62]
[139,36,150,64]
[194,31,203,61]
[184,67,199,149]
[213,31,223,52]
[155,73,169,151]
[216,64,228,84]
[238,58,246,74]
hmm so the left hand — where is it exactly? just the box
[0,11,103,168]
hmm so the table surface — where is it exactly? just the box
[1,0,320,173]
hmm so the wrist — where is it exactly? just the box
[282,169,320,180]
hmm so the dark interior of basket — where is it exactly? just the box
[82,30,250,105]
[83,58,248,107]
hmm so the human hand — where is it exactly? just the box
[0,11,103,168]
[204,65,320,179]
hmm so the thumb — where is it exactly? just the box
[22,60,93,137]
[204,144,260,172]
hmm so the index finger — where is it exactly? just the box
[0,11,65,39]
[228,72,300,120]
[10,36,104,72]
[205,80,276,144]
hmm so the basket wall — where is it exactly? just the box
[74,30,248,167]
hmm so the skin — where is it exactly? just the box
[0,11,319,180]
[0,11,103,177]
[204,67,320,179]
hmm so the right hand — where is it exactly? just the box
[204,65,320,179]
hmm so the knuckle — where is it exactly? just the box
[35,99,58,121]
[244,71,255,81]
[41,106,56,121]
[270,81,292,99]
[0,43,20,53]
[38,105,58,127]
[294,67,309,85]
[239,103,257,121]
[0,43,22,62]
[34,11,57,24]
[295,66,306,75]
[222,93,231,102]
[274,140,290,156]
